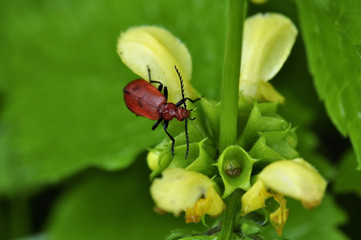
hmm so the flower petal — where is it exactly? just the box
[241,180,273,215]
[258,158,327,208]
[117,26,196,102]
[150,168,224,217]
[185,186,225,223]
[240,13,297,101]
[269,194,289,236]
[241,13,297,83]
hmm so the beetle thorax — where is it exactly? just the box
[158,103,190,121]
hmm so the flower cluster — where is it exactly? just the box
[117,13,326,236]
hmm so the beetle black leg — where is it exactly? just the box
[150,81,163,92]
[152,118,163,130]
[147,65,164,92]
[184,118,190,159]
[163,86,168,101]
[147,65,151,81]
[163,120,175,155]
[175,97,201,107]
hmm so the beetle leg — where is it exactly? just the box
[150,80,163,92]
[163,86,168,101]
[184,118,190,159]
[147,65,151,81]
[152,118,163,130]
[175,97,201,107]
[163,120,175,155]
[147,65,164,92]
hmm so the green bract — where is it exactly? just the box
[217,145,255,198]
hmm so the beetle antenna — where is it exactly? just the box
[174,65,190,159]
[174,65,187,109]
[185,118,190,159]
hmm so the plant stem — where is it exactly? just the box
[219,0,247,152]
[219,190,243,239]
[219,0,247,239]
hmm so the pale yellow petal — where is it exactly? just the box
[117,26,195,102]
[259,82,285,103]
[258,158,327,208]
[185,187,225,223]
[150,168,216,216]
[269,194,289,236]
[241,13,297,83]
[241,180,273,215]
[240,13,297,101]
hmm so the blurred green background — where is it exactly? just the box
[0,0,359,239]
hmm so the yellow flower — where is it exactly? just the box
[150,168,225,223]
[117,26,198,103]
[241,158,327,235]
[240,13,298,103]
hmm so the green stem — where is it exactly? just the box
[219,0,247,239]
[219,190,243,239]
[219,0,247,152]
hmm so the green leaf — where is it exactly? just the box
[295,0,361,168]
[47,160,191,240]
[334,149,361,197]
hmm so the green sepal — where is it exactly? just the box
[249,137,284,164]
[241,220,262,236]
[167,138,217,176]
[217,145,255,198]
[238,102,289,150]
[249,127,299,166]
[257,101,280,117]
[186,139,218,176]
[200,97,221,144]
[166,142,198,169]
[259,127,299,159]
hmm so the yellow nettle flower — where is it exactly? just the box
[240,13,298,103]
[117,26,198,103]
[241,158,327,235]
[150,168,225,223]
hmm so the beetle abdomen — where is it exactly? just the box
[123,79,166,120]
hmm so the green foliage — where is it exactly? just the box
[47,160,190,240]
[334,150,361,197]
[295,0,361,168]
[0,0,360,239]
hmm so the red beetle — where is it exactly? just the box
[123,65,200,159]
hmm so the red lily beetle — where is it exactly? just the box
[123,65,200,159]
